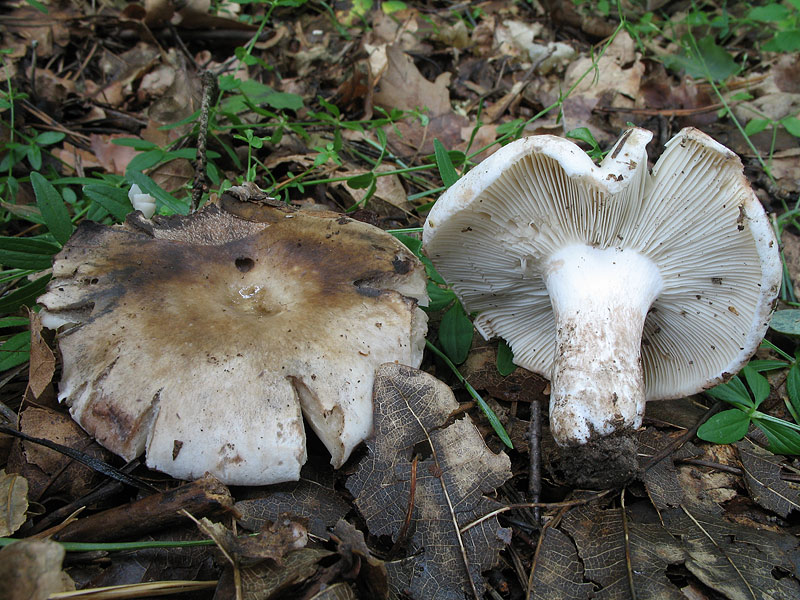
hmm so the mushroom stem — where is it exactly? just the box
[544,244,663,446]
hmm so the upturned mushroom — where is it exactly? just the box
[423,127,781,484]
[39,184,428,485]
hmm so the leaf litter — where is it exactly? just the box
[1,1,800,599]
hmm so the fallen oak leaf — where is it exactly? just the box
[346,364,511,600]
[736,439,800,518]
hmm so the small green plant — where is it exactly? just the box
[698,364,800,454]
[566,127,605,161]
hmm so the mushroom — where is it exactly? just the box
[128,184,156,219]
[39,184,428,485]
[423,127,780,485]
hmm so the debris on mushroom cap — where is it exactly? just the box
[423,127,781,455]
[38,184,428,486]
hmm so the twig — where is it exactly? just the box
[528,399,542,524]
[192,71,218,212]
[639,400,723,473]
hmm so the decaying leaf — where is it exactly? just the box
[528,526,593,600]
[663,505,800,599]
[638,429,702,511]
[333,519,389,600]
[0,469,28,536]
[194,515,307,566]
[27,310,55,400]
[561,504,685,599]
[9,406,110,502]
[236,467,350,540]
[737,439,800,518]
[346,364,512,600]
[0,539,73,600]
[216,547,334,599]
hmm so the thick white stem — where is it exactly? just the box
[544,245,663,445]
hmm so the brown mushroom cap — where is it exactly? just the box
[39,185,428,485]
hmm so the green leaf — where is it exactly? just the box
[265,92,304,111]
[433,139,459,189]
[697,409,751,444]
[26,145,42,170]
[34,131,65,146]
[665,35,738,81]
[748,4,791,22]
[786,362,800,421]
[705,376,754,409]
[744,118,770,136]
[0,274,51,313]
[763,29,800,52]
[30,172,74,245]
[769,309,800,335]
[742,366,769,407]
[0,331,31,371]
[426,282,456,312]
[0,317,31,328]
[381,0,406,14]
[348,172,376,190]
[565,127,600,149]
[127,172,189,215]
[125,149,166,173]
[754,419,800,455]
[496,340,515,376]
[438,301,473,365]
[0,237,60,270]
[747,359,789,372]
[83,185,134,222]
[112,138,158,150]
[780,116,800,138]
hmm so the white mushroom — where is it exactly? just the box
[39,185,428,485]
[423,127,780,479]
[128,184,156,219]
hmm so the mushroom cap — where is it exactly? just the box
[423,127,780,401]
[40,187,428,485]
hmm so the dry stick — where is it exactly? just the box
[28,462,141,535]
[639,400,724,473]
[192,71,218,212]
[46,475,234,542]
[527,398,542,524]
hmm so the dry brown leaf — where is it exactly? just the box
[562,504,686,599]
[346,364,511,600]
[737,439,800,518]
[0,470,28,536]
[332,520,389,600]
[236,467,350,540]
[216,547,333,599]
[0,539,72,600]
[663,505,800,599]
[529,526,593,600]
[89,134,139,175]
[9,406,110,502]
[149,158,194,194]
[373,44,451,117]
[194,515,307,566]
[562,31,645,143]
[27,310,55,400]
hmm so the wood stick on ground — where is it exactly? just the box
[44,475,234,542]
[528,398,542,524]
